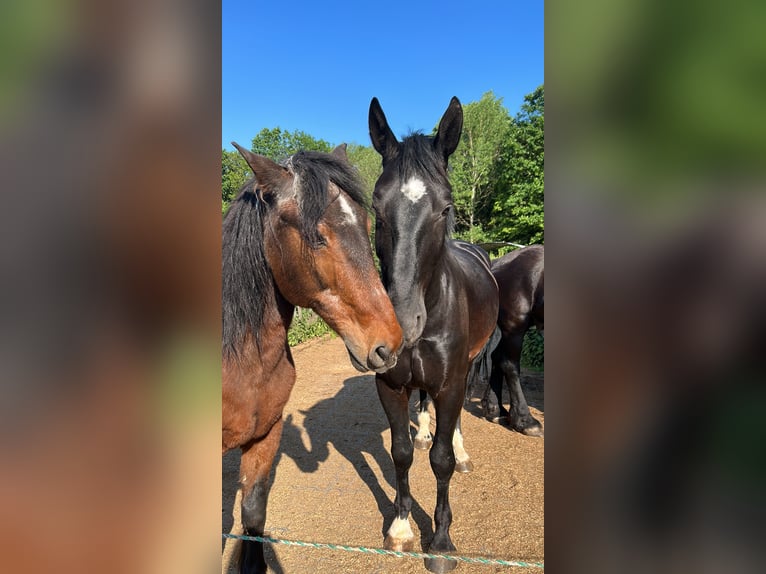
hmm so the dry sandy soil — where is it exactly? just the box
[223,336,544,573]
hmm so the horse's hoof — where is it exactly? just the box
[425,556,458,573]
[485,414,509,425]
[455,460,474,473]
[521,424,544,438]
[414,436,432,450]
[384,535,415,552]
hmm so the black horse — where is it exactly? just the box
[369,97,499,573]
[482,245,544,436]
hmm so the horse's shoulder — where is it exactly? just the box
[448,240,492,271]
[446,241,497,304]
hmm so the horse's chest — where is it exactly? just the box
[392,341,448,389]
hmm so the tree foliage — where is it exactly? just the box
[449,91,512,242]
[445,86,544,246]
[250,126,332,160]
[221,149,250,213]
[490,85,544,244]
[221,127,334,213]
[346,143,382,195]
[222,87,544,242]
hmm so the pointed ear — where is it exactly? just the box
[433,97,463,161]
[331,143,348,162]
[368,97,399,163]
[232,142,290,200]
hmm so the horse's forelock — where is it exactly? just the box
[396,134,451,193]
[286,151,368,247]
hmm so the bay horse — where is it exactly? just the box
[482,245,544,436]
[369,97,499,573]
[222,144,403,574]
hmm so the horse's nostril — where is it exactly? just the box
[374,345,391,363]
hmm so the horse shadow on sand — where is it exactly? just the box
[278,374,436,550]
[222,370,544,567]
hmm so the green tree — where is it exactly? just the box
[491,85,544,244]
[346,143,382,195]
[250,127,332,160]
[448,92,512,242]
[222,127,334,214]
[222,149,250,213]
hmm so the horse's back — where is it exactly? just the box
[449,240,499,359]
[492,245,544,331]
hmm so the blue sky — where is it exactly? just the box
[222,1,543,150]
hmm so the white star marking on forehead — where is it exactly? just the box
[338,194,357,224]
[400,177,427,203]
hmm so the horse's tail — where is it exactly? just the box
[466,326,502,398]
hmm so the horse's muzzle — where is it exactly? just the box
[346,342,399,373]
[369,343,398,373]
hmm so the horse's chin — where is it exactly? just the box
[346,344,398,374]
[347,348,369,373]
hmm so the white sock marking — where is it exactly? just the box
[416,410,432,440]
[400,177,427,203]
[388,517,414,541]
[453,428,470,463]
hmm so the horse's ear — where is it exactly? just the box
[369,97,399,163]
[433,97,463,161]
[331,143,348,162]
[232,142,289,200]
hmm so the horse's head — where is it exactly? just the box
[368,97,463,346]
[232,143,402,372]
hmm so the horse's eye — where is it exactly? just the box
[441,205,452,218]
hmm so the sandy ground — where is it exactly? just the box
[223,336,544,573]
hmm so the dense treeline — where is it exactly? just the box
[223,86,543,247]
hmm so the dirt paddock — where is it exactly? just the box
[223,336,544,573]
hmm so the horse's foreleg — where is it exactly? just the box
[504,334,543,437]
[422,393,472,472]
[376,377,416,552]
[427,387,463,573]
[238,416,284,574]
[414,389,433,450]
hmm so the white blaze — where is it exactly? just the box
[338,194,357,224]
[400,177,427,203]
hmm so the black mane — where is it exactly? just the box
[222,151,368,359]
[289,150,369,247]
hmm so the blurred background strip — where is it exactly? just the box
[0,1,221,573]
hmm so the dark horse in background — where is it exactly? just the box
[482,245,544,436]
[369,97,499,573]
[222,144,403,574]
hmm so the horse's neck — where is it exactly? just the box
[425,241,492,305]
[252,277,295,369]
[422,243,459,305]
